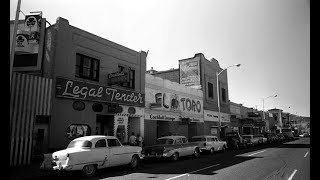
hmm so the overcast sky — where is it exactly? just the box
[10,0,310,117]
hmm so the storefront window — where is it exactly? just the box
[66,124,91,140]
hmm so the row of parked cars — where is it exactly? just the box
[40,132,294,177]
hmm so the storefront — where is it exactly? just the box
[204,110,230,138]
[51,77,145,150]
[144,74,204,145]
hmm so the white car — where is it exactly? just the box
[242,135,259,146]
[40,135,142,177]
[190,135,228,154]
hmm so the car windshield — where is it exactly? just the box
[242,136,252,139]
[190,137,206,142]
[155,138,174,145]
[67,140,92,149]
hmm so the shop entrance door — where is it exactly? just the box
[33,116,50,162]
[96,115,114,136]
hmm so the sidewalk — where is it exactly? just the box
[10,161,54,180]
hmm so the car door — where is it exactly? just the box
[207,137,215,150]
[214,137,222,151]
[107,138,129,167]
[182,137,194,155]
[93,138,110,168]
[175,138,185,156]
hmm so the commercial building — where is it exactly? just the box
[144,74,204,145]
[150,53,231,138]
[10,16,147,165]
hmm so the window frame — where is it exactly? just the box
[221,88,227,102]
[117,65,135,89]
[75,53,100,81]
[208,82,214,99]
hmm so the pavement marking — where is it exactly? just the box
[288,169,297,180]
[248,150,266,157]
[304,151,309,157]
[164,164,220,180]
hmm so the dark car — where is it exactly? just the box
[223,132,247,149]
[141,136,200,161]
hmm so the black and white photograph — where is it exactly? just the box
[10,0,310,179]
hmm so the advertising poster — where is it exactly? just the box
[179,57,201,86]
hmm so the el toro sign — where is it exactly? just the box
[55,77,145,107]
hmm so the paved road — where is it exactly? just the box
[30,137,310,180]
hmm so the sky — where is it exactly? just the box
[10,0,310,117]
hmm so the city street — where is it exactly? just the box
[31,137,309,180]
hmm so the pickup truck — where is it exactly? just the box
[223,132,247,149]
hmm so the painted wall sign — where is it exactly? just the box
[56,77,145,107]
[179,57,201,86]
[204,110,230,122]
[147,90,203,115]
[145,113,177,121]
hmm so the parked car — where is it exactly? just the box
[277,133,286,141]
[141,136,200,161]
[190,135,228,154]
[264,133,278,143]
[242,135,259,147]
[254,134,268,144]
[40,135,142,177]
[281,128,295,140]
[223,132,247,149]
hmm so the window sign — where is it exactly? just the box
[66,124,91,140]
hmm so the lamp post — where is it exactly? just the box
[262,94,277,120]
[10,0,22,90]
[217,63,241,139]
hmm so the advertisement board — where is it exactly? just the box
[179,57,201,86]
[204,110,230,122]
[55,77,145,107]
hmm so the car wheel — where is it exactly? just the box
[210,148,215,154]
[82,164,97,177]
[194,148,200,158]
[171,152,179,161]
[130,155,139,169]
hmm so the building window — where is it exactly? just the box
[208,82,213,99]
[118,65,135,89]
[66,124,91,140]
[75,53,99,81]
[222,88,226,102]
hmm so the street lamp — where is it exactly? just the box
[262,94,277,120]
[217,63,241,138]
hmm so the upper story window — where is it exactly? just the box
[75,53,99,81]
[118,65,135,89]
[208,82,214,99]
[221,88,227,102]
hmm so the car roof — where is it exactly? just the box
[72,135,117,141]
[192,135,218,138]
[158,136,186,140]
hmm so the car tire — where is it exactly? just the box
[194,148,200,158]
[222,146,226,153]
[210,148,215,154]
[82,164,97,177]
[130,155,139,169]
[171,152,179,161]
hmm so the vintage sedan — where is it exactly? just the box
[242,135,259,147]
[40,135,142,177]
[190,135,228,154]
[141,136,200,161]
[254,134,268,144]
